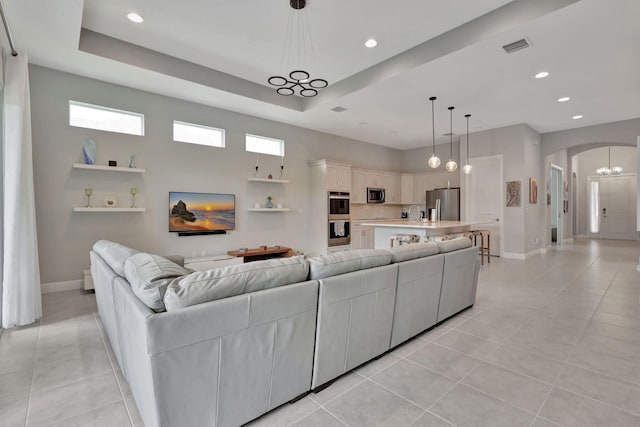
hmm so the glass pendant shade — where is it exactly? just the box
[446,106,457,173]
[462,113,472,174]
[428,153,441,168]
[428,97,440,168]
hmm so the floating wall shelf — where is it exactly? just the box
[73,207,146,213]
[73,163,146,173]
[248,178,289,184]
[247,208,290,212]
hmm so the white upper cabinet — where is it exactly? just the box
[365,171,385,189]
[351,168,367,204]
[401,174,414,205]
[385,172,401,204]
[326,164,351,191]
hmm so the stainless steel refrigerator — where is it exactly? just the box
[426,188,460,221]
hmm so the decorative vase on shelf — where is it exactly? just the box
[266,197,273,208]
[83,139,96,165]
[129,154,136,168]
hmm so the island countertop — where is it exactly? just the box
[359,220,485,229]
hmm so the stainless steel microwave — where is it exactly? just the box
[367,187,385,204]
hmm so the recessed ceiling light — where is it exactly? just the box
[572,115,583,120]
[365,39,378,48]
[127,12,144,23]
[535,71,549,79]
[557,97,571,102]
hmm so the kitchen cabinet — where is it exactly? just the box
[366,171,385,189]
[401,174,414,204]
[351,168,367,204]
[385,173,401,204]
[413,173,427,204]
[326,164,351,191]
[351,225,375,249]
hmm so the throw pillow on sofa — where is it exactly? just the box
[388,242,440,263]
[308,249,392,280]
[163,256,310,311]
[124,253,191,312]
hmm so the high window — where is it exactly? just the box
[69,101,144,136]
[173,121,225,148]
[245,134,285,157]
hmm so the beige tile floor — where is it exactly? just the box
[1,239,640,426]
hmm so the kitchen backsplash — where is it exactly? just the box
[351,204,404,220]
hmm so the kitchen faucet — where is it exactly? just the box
[407,205,421,222]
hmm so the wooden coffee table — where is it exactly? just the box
[227,246,291,263]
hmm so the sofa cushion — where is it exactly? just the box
[389,242,440,263]
[124,253,191,312]
[308,249,392,280]
[93,240,139,277]
[163,256,310,311]
[437,236,472,253]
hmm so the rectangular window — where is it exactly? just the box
[245,134,285,157]
[589,180,600,234]
[173,121,225,148]
[69,101,144,136]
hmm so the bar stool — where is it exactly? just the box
[390,234,421,248]
[470,229,491,265]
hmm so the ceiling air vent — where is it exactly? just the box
[331,106,347,113]
[502,38,530,54]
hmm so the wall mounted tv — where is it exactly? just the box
[169,192,235,236]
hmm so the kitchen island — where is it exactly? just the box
[360,220,486,249]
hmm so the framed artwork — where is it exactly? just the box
[529,178,538,204]
[506,181,521,207]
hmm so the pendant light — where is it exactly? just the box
[445,106,457,172]
[427,96,441,168]
[268,0,328,97]
[596,147,623,175]
[462,114,472,174]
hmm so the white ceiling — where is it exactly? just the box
[4,0,640,150]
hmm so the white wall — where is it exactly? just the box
[30,66,403,283]
[401,142,460,173]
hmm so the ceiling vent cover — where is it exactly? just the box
[502,38,530,54]
[331,106,347,113]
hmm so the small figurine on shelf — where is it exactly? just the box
[130,187,138,208]
[279,165,284,179]
[129,154,136,168]
[268,173,273,179]
[84,188,93,208]
[266,196,273,208]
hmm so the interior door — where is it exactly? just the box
[601,174,637,240]
[465,155,502,256]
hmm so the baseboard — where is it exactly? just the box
[539,247,549,254]
[575,234,588,238]
[41,279,83,294]
[524,248,546,258]
[501,252,525,260]
[562,238,574,244]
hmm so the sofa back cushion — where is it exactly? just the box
[93,240,139,277]
[389,242,440,263]
[163,256,309,311]
[437,236,472,253]
[308,249,392,280]
[124,253,191,312]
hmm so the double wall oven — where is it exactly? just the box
[328,192,350,247]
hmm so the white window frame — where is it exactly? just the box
[69,100,145,136]
[173,120,225,148]
[245,133,285,157]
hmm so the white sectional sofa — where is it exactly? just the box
[90,237,479,427]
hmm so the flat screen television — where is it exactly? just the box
[169,192,235,235]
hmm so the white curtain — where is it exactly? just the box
[2,53,41,328]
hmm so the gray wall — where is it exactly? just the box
[573,146,637,235]
[30,66,403,283]
[459,124,544,256]
[401,142,460,174]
